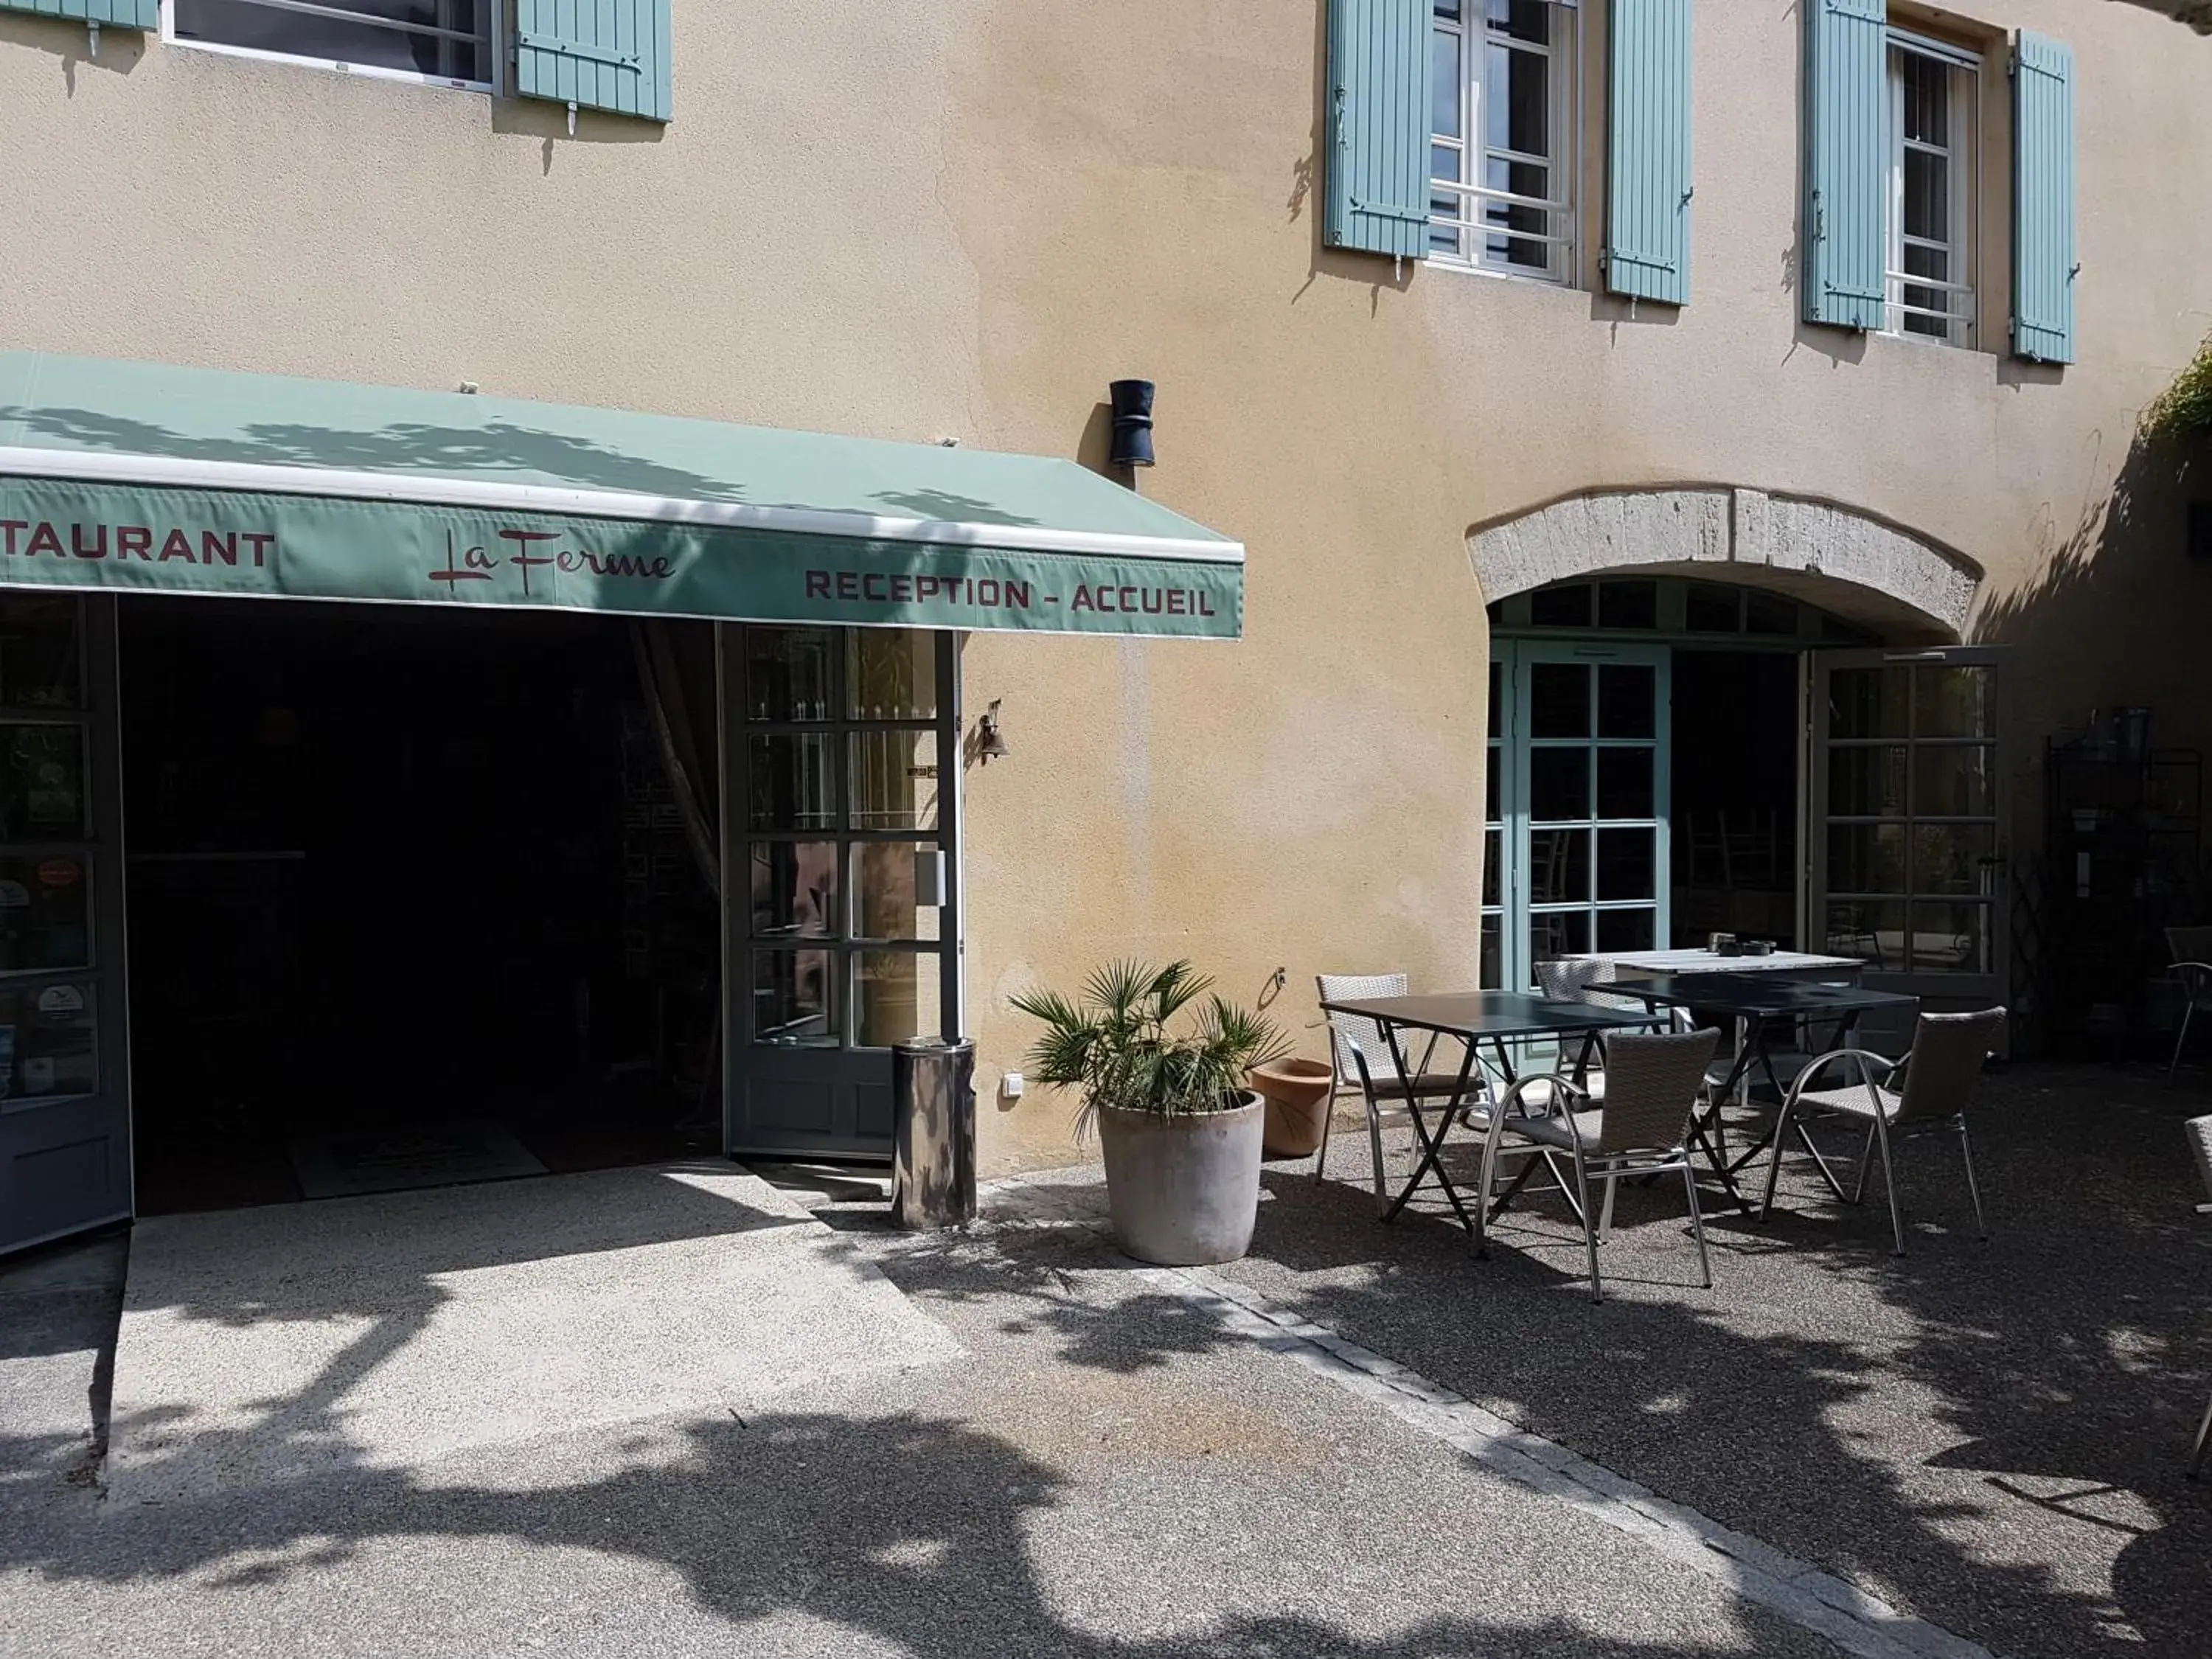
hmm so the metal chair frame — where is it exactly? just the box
[2171,962,2212,1084]
[1315,973,1482,1200]
[1475,1028,1720,1304]
[1759,1009,2003,1256]
[2186,1115,2212,1480]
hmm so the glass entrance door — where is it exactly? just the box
[723,626,960,1159]
[1490,641,1672,988]
[1810,647,2009,1019]
[0,596,130,1253]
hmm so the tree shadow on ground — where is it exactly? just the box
[1212,1066,2212,1659]
[8,1406,1818,1658]
[5,1077,2207,1657]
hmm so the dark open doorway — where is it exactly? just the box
[1669,650,1800,949]
[119,599,720,1214]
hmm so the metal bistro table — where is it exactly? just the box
[1621,973,1919,1211]
[1583,948,1864,983]
[1317,992,1651,1237]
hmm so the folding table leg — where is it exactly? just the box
[1688,1115,1751,1213]
[1378,1022,1480,1234]
[1380,1099,1475,1233]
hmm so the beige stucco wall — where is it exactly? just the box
[3,1,2208,1172]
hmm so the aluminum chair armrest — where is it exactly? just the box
[2173,962,2212,997]
[1498,1071,1588,1119]
[1782,1047,1899,1107]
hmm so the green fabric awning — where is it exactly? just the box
[0,353,1242,639]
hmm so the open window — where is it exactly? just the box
[1429,0,1580,282]
[166,1,496,93]
[1885,29,1980,347]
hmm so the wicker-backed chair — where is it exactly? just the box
[1534,956,1643,1010]
[1478,1026,1722,1303]
[1315,973,1477,1199]
[2166,929,2212,1083]
[1528,959,1621,1106]
[1536,957,1736,1093]
[2187,1116,2212,1479]
[1759,1008,2004,1256]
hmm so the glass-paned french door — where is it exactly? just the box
[1487,641,1671,990]
[723,626,960,1159]
[1809,646,2008,1013]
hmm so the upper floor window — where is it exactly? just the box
[1886,30,1979,347]
[167,1,495,93]
[1429,1,1579,282]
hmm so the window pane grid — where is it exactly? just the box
[1429,0,1575,280]
[173,0,492,86]
[1823,653,1998,974]
[742,627,950,1051]
[1885,37,1977,344]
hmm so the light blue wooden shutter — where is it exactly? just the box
[1606,0,1693,305]
[1802,0,1886,330]
[516,0,673,123]
[2012,31,2076,364]
[1324,0,1431,260]
[0,2,158,27]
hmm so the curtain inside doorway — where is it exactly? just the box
[630,620,720,897]
[632,619,723,1123]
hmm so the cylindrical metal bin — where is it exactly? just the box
[892,1037,975,1229]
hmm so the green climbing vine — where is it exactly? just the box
[2141,333,2212,441]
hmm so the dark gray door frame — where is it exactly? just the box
[717,626,961,1161]
[0,594,133,1254]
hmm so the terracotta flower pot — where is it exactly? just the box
[1248,1057,1336,1158]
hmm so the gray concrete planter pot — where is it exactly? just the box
[1094,1094,1265,1266]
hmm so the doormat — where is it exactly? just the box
[288,1121,549,1201]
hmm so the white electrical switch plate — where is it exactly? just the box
[1002,1071,1025,1099]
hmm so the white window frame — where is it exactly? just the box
[1429,0,1581,285]
[161,0,501,96]
[1884,29,1979,348]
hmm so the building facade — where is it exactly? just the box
[0,0,2208,1225]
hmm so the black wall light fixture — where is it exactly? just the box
[1108,379,1155,469]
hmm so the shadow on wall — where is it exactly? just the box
[1973,422,2212,780]
[0,13,147,94]
[2118,1,2212,37]
[1288,0,1416,316]
[489,91,667,179]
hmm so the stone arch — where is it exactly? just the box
[1468,486,1984,641]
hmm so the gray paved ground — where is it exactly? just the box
[5,1191,1837,1659]
[2,1062,2204,1657]
[1182,1063,2212,1659]
[0,1234,123,1514]
[102,1164,956,1503]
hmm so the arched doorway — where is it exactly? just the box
[1472,490,2006,1019]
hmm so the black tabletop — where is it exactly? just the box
[1319,992,1654,1040]
[1621,974,1919,1016]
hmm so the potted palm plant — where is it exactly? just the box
[1012,960,1288,1265]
